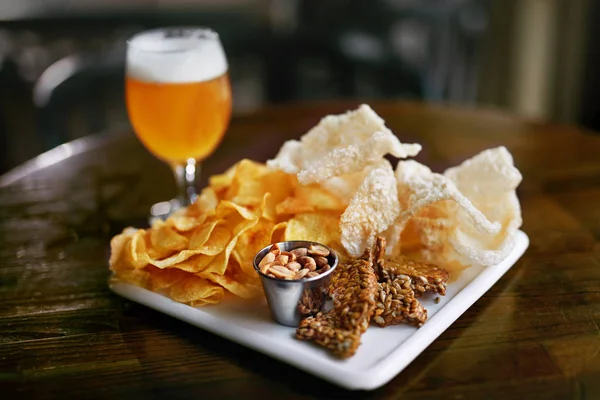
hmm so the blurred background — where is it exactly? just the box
[0,0,597,174]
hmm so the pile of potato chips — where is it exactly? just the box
[109,104,522,306]
[109,159,350,305]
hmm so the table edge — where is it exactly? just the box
[0,128,127,188]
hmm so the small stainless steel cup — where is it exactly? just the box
[253,241,339,327]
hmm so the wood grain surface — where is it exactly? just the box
[1,101,600,399]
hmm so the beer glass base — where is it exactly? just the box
[148,198,183,225]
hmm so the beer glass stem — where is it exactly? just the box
[173,158,199,206]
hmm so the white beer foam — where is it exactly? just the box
[127,29,228,83]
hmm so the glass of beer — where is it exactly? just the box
[125,27,232,220]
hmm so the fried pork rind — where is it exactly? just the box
[340,162,400,257]
[388,146,523,267]
[296,131,419,185]
[319,159,391,204]
[267,104,421,184]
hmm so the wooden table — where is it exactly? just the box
[2,101,600,399]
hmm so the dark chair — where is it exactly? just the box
[0,57,33,173]
[32,41,128,150]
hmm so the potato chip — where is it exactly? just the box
[148,250,207,269]
[294,184,346,211]
[172,187,218,220]
[195,224,231,255]
[275,196,315,215]
[113,268,150,288]
[109,228,154,288]
[200,235,238,276]
[189,219,221,250]
[260,192,278,221]
[261,169,297,204]
[109,227,138,269]
[276,182,346,215]
[167,254,214,273]
[169,274,225,306]
[146,254,225,305]
[224,159,270,206]
[216,200,259,224]
[285,212,341,247]
[127,229,151,268]
[340,162,400,257]
[199,271,261,299]
[196,187,219,215]
[233,219,275,276]
[209,162,238,197]
[270,221,288,243]
[199,259,262,299]
[147,266,189,291]
[167,215,207,232]
[149,220,189,258]
[125,221,227,271]
[200,215,259,276]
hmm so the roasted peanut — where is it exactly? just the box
[318,264,331,273]
[281,251,296,262]
[260,262,272,275]
[314,255,329,268]
[294,268,309,279]
[290,247,308,258]
[259,252,275,268]
[275,254,289,266]
[270,243,281,256]
[286,261,301,272]
[308,244,329,257]
[298,256,317,271]
[270,265,295,279]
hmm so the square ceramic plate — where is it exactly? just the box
[110,230,529,391]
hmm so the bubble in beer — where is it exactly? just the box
[127,28,228,84]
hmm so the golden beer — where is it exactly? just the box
[125,27,232,217]
[126,74,231,164]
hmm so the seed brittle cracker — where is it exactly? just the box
[296,250,378,358]
[372,237,448,328]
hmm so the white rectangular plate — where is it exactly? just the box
[110,230,529,391]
